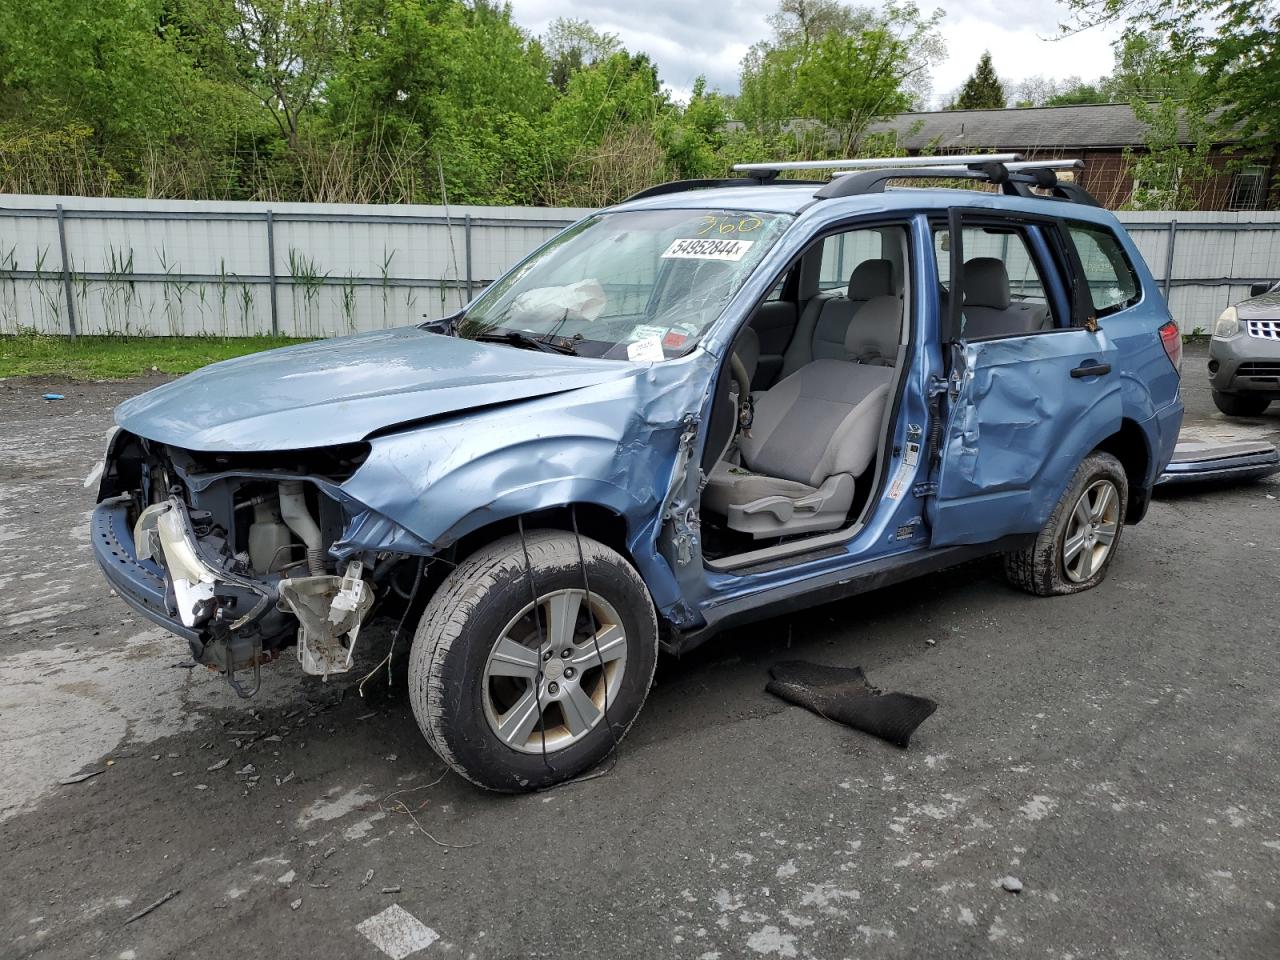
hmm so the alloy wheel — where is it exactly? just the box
[481,588,627,754]
[1062,478,1120,583]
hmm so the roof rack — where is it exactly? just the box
[731,153,1021,173]
[622,155,1098,206]
[816,157,1098,205]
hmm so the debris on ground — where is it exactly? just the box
[290,898,302,910]
[765,661,938,748]
[123,889,181,925]
[207,758,229,771]
[381,886,402,894]
[59,769,104,785]
[42,393,64,401]
[360,869,375,888]
[1001,876,1024,893]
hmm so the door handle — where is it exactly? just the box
[1070,361,1111,378]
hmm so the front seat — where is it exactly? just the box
[704,296,901,538]
[779,259,895,377]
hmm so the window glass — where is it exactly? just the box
[1066,224,1140,316]
[460,209,792,359]
[932,225,1057,338]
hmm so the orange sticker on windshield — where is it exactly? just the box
[663,331,688,348]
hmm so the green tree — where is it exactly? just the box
[183,0,344,152]
[1061,0,1279,156]
[796,27,916,153]
[951,51,1005,109]
[541,18,620,92]
[1125,97,1214,209]
[738,0,944,139]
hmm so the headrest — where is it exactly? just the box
[732,325,760,383]
[844,295,901,366]
[963,258,1011,310]
[847,259,894,301]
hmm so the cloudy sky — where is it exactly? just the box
[509,0,1123,107]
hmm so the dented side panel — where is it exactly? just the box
[928,330,1123,546]
[332,352,718,622]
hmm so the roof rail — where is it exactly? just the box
[622,175,827,203]
[732,154,1021,173]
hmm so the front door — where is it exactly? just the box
[926,212,1123,547]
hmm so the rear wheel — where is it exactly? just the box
[408,529,658,792]
[1212,390,1271,417]
[1005,451,1128,596]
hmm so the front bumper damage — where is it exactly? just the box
[94,462,383,696]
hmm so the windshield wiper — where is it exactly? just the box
[473,329,578,355]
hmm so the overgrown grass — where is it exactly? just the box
[0,331,313,380]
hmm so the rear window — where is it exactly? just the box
[1066,224,1140,317]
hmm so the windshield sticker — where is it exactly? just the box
[662,331,688,349]
[626,336,665,362]
[661,238,755,262]
[629,324,668,342]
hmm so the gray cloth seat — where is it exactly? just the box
[779,259,895,377]
[960,258,1052,338]
[704,296,901,538]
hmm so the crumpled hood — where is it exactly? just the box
[116,326,636,451]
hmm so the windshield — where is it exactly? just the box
[458,208,792,360]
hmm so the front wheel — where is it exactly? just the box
[408,529,659,792]
[1212,390,1271,417]
[1004,451,1128,596]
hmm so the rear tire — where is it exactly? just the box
[1004,451,1128,596]
[1212,390,1271,417]
[408,529,658,792]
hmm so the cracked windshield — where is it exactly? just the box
[457,208,792,359]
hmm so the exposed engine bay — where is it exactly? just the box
[99,432,395,696]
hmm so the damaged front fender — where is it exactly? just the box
[332,352,718,621]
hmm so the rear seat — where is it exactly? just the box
[779,259,895,378]
[960,257,1052,338]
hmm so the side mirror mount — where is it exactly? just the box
[1249,281,1276,298]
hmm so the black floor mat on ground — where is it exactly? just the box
[766,661,937,748]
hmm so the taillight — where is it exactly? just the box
[1159,320,1182,374]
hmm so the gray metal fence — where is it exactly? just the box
[1116,212,1280,333]
[0,195,591,338]
[1,195,1276,338]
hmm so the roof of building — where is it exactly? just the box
[868,102,1217,151]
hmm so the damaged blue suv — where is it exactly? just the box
[93,155,1183,791]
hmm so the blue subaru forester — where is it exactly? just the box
[93,155,1184,790]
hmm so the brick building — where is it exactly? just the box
[868,102,1276,211]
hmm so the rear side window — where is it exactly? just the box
[1066,224,1140,316]
[933,224,1058,339]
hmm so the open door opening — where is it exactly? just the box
[699,221,913,568]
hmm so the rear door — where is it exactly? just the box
[926,209,1124,547]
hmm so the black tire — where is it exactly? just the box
[1004,451,1128,597]
[408,529,659,792]
[1212,390,1271,417]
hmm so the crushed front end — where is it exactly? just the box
[92,431,383,696]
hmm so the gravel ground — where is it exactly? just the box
[1,343,1278,960]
